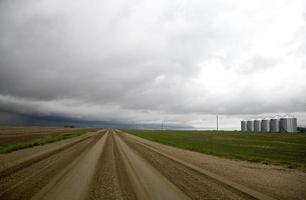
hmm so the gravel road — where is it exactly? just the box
[0,129,304,200]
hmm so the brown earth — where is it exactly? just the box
[0,126,94,146]
[0,128,305,200]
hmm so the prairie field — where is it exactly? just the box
[0,126,98,153]
[123,129,306,169]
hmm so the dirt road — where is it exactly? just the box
[0,129,304,200]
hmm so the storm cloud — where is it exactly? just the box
[0,0,306,129]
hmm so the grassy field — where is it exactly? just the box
[0,128,98,153]
[123,129,306,170]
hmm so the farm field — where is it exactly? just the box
[123,129,306,170]
[0,128,305,200]
[0,126,98,153]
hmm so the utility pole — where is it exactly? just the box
[161,120,164,130]
[216,115,219,131]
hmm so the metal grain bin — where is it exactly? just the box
[280,117,297,132]
[261,118,270,132]
[254,119,261,132]
[290,117,297,132]
[270,118,280,132]
[241,120,247,132]
[247,120,254,132]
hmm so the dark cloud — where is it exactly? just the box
[0,0,306,129]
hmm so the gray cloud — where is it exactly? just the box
[0,0,306,129]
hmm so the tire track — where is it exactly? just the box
[0,131,104,200]
[86,131,136,200]
[0,130,104,179]
[117,130,276,200]
[33,131,108,200]
[114,130,190,200]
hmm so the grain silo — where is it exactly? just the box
[241,120,247,132]
[254,119,261,132]
[261,118,270,132]
[279,117,297,132]
[247,120,254,132]
[270,118,280,132]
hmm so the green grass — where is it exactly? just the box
[123,129,306,170]
[0,129,97,154]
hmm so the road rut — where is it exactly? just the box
[0,129,284,200]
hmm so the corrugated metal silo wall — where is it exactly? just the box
[261,120,270,132]
[247,121,254,132]
[241,121,247,131]
[270,119,279,132]
[254,120,261,132]
[280,118,298,132]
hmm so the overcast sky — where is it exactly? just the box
[0,0,306,129]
